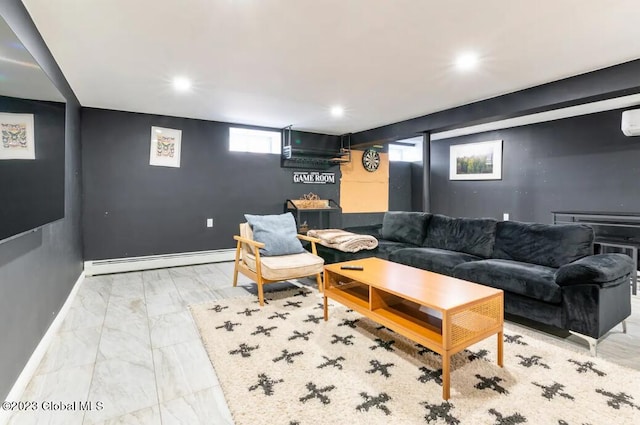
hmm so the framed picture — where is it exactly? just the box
[150,126,181,168]
[449,140,502,180]
[0,112,35,160]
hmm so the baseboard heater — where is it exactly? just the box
[84,249,236,276]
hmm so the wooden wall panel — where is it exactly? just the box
[340,150,389,213]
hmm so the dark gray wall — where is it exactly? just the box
[430,108,640,223]
[389,161,412,212]
[81,108,340,260]
[410,162,424,212]
[0,0,82,401]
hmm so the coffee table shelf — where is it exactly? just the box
[326,282,369,310]
[323,257,504,400]
[372,307,444,345]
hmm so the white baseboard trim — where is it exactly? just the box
[0,271,85,425]
[84,249,236,276]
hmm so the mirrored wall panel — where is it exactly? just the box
[0,18,66,242]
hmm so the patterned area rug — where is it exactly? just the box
[190,288,640,425]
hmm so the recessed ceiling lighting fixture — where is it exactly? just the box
[172,76,192,92]
[454,52,479,71]
[330,105,344,117]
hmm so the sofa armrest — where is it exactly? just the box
[555,254,634,287]
[342,224,382,238]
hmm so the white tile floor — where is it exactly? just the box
[7,262,261,425]
[6,262,640,424]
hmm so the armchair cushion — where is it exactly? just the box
[242,251,324,281]
[240,222,256,255]
[555,253,634,287]
[245,213,305,256]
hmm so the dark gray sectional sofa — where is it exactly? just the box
[314,211,634,353]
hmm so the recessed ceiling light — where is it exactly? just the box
[172,76,192,92]
[454,52,479,71]
[330,105,344,117]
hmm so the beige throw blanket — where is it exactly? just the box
[307,229,378,253]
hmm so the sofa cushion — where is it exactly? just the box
[343,224,382,238]
[423,214,497,258]
[493,221,594,268]
[555,253,634,287]
[381,211,431,246]
[389,247,481,276]
[453,259,561,304]
[377,240,415,260]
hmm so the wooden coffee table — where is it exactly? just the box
[323,257,504,400]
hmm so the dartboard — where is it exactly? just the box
[362,148,380,172]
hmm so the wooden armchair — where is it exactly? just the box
[233,223,324,306]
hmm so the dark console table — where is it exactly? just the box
[285,199,342,231]
[552,211,640,295]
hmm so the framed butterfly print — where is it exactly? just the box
[150,126,181,168]
[0,112,35,160]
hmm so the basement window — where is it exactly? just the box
[388,137,423,162]
[229,127,281,154]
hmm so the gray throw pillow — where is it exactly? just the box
[244,212,305,257]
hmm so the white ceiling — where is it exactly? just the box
[21,0,640,134]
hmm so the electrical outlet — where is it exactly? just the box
[503,213,510,221]
[206,218,213,228]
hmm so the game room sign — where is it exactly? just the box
[292,171,336,184]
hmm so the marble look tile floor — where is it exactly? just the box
[6,262,640,424]
[7,262,264,425]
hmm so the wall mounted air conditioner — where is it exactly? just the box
[621,109,640,136]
